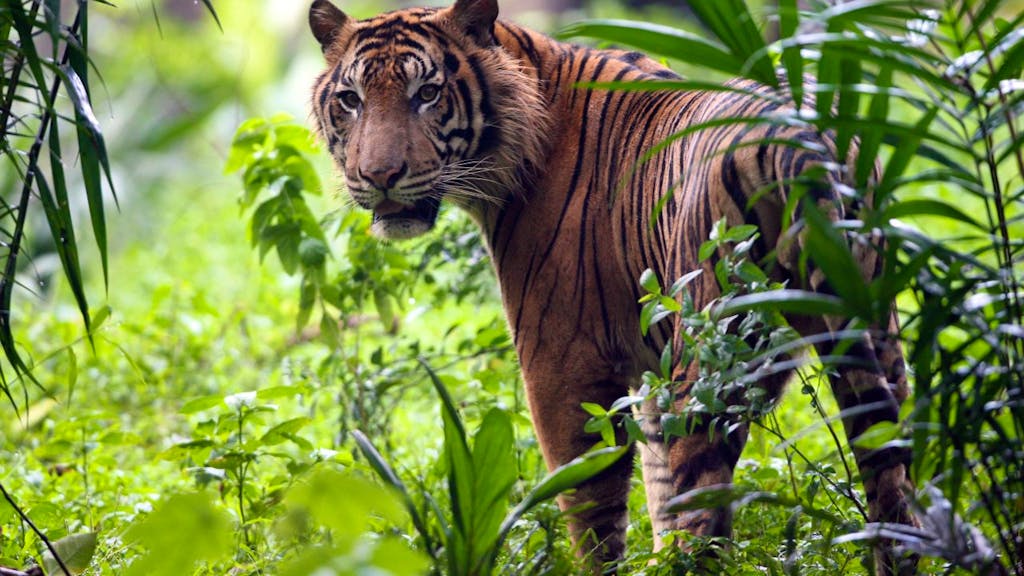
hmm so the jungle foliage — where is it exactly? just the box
[0,0,1021,574]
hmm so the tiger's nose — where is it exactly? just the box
[360,162,408,191]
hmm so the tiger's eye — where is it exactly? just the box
[338,90,361,110]
[417,84,440,103]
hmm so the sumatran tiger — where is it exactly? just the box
[308,0,919,573]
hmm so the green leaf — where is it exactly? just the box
[715,289,848,317]
[778,0,803,108]
[373,289,395,330]
[469,409,516,572]
[877,106,939,204]
[285,468,407,542]
[511,446,628,514]
[196,0,222,30]
[639,268,661,294]
[558,19,744,78]
[698,239,718,262]
[883,199,983,229]
[487,446,628,571]
[722,224,758,243]
[41,120,90,337]
[855,65,892,187]
[179,395,223,414]
[801,200,873,319]
[62,51,116,289]
[125,493,233,576]
[260,417,312,445]
[685,0,777,85]
[42,532,97,576]
[853,420,901,450]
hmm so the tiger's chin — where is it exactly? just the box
[369,197,441,240]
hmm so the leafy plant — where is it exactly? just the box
[568,0,1023,572]
[354,361,629,576]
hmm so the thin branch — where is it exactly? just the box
[0,481,70,576]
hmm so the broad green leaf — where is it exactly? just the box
[639,268,660,294]
[42,532,97,576]
[125,493,233,576]
[179,395,222,414]
[470,409,516,572]
[285,468,406,541]
[510,446,628,514]
[260,417,312,445]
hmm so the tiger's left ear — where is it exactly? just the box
[450,0,499,46]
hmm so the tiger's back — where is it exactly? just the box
[309,1,918,573]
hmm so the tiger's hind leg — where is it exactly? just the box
[782,198,919,574]
[806,312,919,575]
[651,360,790,547]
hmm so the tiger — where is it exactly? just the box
[307,0,919,573]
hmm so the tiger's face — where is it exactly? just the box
[309,0,544,240]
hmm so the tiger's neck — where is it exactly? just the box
[468,21,690,369]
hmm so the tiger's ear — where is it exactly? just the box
[450,0,499,46]
[309,0,350,53]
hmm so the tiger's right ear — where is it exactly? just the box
[309,0,350,53]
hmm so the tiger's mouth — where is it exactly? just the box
[370,197,441,239]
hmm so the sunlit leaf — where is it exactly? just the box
[125,493,233,576]
[42,532,97,576]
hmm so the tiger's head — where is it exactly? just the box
[309,0,548,239]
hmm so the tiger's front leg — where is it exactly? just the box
[521,365,636,571]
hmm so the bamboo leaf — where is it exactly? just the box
[558,19,744,78]
[877,106,940,204]
[801,200,873,320]
[197,0,222,31]
[686,0,777,85]
[883,199,983,229]
[60,61,115,289]
[855,65,893,187]
[41,125,91,337]
[778,0,804,109]
[715,289,848,317]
